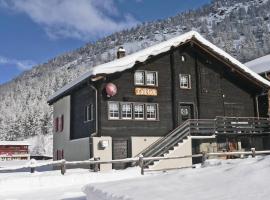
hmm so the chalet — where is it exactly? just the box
[48,31,270,171]
[0,141,30,161]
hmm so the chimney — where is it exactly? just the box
[117,46,126,59]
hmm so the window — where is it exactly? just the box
[179,74,191,89]
[121,103,132,119]
[146,104,158,120]
[108,102,120,119]
[108,101,158,121]
[180,108,189,116]
[84,104,93,122]
[134,71,158,86]
[134,104,144,120]
[146,71,158,86]
[134,71,145,85]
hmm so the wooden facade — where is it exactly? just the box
[68,44,264,139]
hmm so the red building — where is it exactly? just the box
[0,141,30,161]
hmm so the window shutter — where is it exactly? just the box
[54,118,59,132]
[58,116,62,133]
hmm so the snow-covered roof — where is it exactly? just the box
[245,54,270,74]
[0,141,30,146]
[48,31,270,104]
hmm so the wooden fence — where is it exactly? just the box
[1,148,270,175]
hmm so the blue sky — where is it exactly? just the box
[0,0,211,84]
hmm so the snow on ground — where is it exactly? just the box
[1,156,270,200]
[0,160,142,200]
[83,156,270,200]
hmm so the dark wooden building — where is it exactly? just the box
[48,31,270,171]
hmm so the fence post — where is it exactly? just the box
[94,157,100,172]
[30,167,35,173]
[139,155,144,175]
[251,148,256,158]
[201,151,207,167]
[60,159,66,175]
[30,159,37,173]
[89,159,92,171]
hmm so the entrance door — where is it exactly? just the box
[112,139,129,169]
[178,103,194,125]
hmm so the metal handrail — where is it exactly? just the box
[137,119,191,157]
[143,121,192,167]
[142,120,191,157]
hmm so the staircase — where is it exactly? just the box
[148,136,192,171]
[139,117,270,169]
[141,120,192,158]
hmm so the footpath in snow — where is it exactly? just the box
[83,156,270,200]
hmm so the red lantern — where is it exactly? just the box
[105,83,117,97]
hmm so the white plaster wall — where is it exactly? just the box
[131,137,162,157]
[91,137,112,171]
[149,137,192,170]
[53,96,90,161]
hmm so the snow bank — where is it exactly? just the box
[83,156,270,200]
[0,165,141,200]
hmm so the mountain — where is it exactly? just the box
[1,0,270,155]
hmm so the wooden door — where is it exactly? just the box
[178,103,194,125]
[112,139,129,169]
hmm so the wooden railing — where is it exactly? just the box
[215,117,270,135]
[188,117,270,135]
[1,149,270,176]
[136,117,270,168]
[189,119,216,135]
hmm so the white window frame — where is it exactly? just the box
[134,71,145,86]
[121,103,132,120]
[146,71,158,86]
[179,74,191,89]
[134,104,145,120]
[108,102,120,120]
[146,104,158,120]
[134,70,158,86]
[84,104,93,122]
